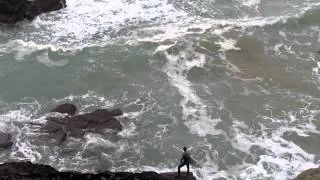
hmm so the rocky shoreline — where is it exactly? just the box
[0,161,196,180]
[0,103,318,179]
[0,0,66,24]
[0,161,317,180]
[0,103,125,148]
[0,104,196,180]
[294,167,320,180]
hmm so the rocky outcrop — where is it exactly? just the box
[0,0,66,24]
[51,103,77,116]
[43,104,124,143]
[294,168,320,180]
[0,132,13,149]
[0,161,196,180]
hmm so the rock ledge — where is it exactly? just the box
[0,0,66,24]
[0,161,196,180]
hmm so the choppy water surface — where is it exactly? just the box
[0,0,320,179]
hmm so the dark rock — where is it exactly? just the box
[110,108,123,116]
[66,115,90,129]
[46,116,67,124]
[91,109,112,117]
[294,167,320,180]
[68,129,85,138]
[42,119,64,133]
[0,132,13,149]
[24,0,66,20]
[91,108,123,117]
[0,162,196,180]
[65,110,122,131]
[0,161,56,176]
[42,108,123,141]
[0,0,66,24]
[87,117,122,131]
[51,103,77,116]
[161,172,196,180]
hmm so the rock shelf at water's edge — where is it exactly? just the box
[0,161,196,180]
[0,0,66,24]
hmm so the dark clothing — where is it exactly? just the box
[178,162,189,177]
[178,151,191,177]
[181,152,191,164]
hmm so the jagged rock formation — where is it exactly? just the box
[294,168,320,180]
[0,161,196,180]
[51,103,77,116]
[42,104,123,144]
[0,0,66,24]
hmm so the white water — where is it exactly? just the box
[1,0,320,179]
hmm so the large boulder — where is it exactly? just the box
[0,161,196,180]
[0,0,66,24]
[51,103,77,116]
[294,168,320,180]
[0,132,13,149]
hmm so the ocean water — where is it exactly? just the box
[0,0,320,179]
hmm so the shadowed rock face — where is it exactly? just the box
[0,161,196,180]
[0,0,66,24]
[51,103,77,116]
[0,132,13,149]
[294,168,320,180]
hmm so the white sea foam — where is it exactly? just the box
[1,1,320,180]
[227,109,320,180]
[36,52,69,67]
[157,44,222,137]
[84,133,117,148]
[239,0,261,9]
[30,0,189,48]
[52,91,118,112]
[0,102,44,162]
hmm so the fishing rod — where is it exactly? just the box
[172,144,201,167]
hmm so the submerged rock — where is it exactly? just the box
[294,168,320,180]
[51,103,77,116]
[0,132,13,149]
[0,161,196,180]
[0,0,66,24]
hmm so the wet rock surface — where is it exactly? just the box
[51,103,77,116]
[0,161,196,180]
[294,167,320,180]
[0,0,66,24]
[43,104,123,143]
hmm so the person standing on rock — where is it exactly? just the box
[178,146,191,177]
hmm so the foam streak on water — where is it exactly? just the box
[159,44,221,137]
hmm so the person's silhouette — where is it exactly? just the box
[178,147,190,177]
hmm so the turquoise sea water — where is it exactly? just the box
[0,0,320,179]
